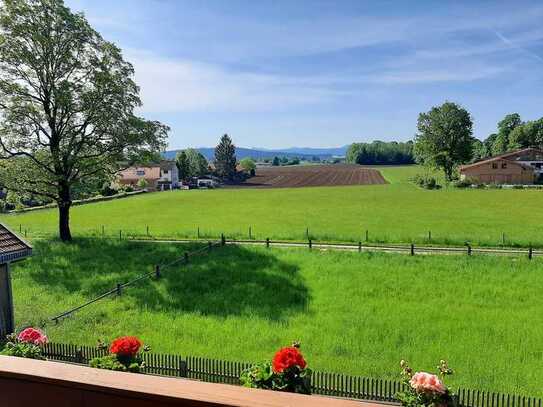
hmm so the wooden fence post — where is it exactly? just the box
[101,225,105,237]
[249,226,252,240]
[428,231,431,242]
[358,241,362,253]
[197,227,200,239]
[208,241,212,251]
[502,232,505,245]
[365,230,369,242]
[119,230,122,241]
[75,348,84,364]
[266,238,270,248]
[116,283,122,296]
[410,243,415,256]
[528,247,533,260]
[184,252,189,263]
[178,358,188,378]
[467,244,472,256]
[308,239,312,250]
[221,234,226,246]
[155,265,161,279]
[146,225,150,237]
[306,227,309,239]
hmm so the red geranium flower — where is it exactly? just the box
[272,346,307,373]
[18,327,48,346]
[110,336,142,357]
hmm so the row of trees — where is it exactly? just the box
[346,141,414,165]
[272,156,300,166]
[175,149,209,181]
[473,114,543,160]
[175,134,240,182]
[413,103,543,181]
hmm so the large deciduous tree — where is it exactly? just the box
[491,113,522,155]
[413,102,474,181]
[214,134,237,180]
[0,0,168,241]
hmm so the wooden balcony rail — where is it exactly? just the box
[0,355,389,406]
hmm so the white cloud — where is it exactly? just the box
[366,66,508,85]
[127,50,343,113]
[127,48,512,114]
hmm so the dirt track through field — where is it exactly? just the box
[231,164,387,188]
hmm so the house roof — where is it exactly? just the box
[159,160,176,171]
[0,224,32,263]
[459,148,543,171]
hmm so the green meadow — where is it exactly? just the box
[11,239,543,396]
[2,165,542,247]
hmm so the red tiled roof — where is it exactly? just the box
[459,148,543,171]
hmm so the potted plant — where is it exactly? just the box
[0,327,48,360]
[396,359,456,407]
[240,342,312,394]
[90,336,149,373]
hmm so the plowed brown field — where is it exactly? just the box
[232,164,387,188]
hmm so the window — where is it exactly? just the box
[501,162,507,169]
[492,163,498,169]
[136,170,145,176]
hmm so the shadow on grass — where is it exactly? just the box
[128,245,308,320]
[15,239,309,320]
[14,238,197,296]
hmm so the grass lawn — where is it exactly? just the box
[2,165,542,247]
[11,239,543,396]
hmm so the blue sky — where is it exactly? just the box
[66,0,543,150]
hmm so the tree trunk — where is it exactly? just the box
[58,184,72,241]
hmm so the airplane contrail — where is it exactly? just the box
[493,30,543,63]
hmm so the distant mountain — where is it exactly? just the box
[261,146,349,156]
[163,146,347,161]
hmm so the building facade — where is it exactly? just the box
[459,148,543,185]
[117,161,179,191]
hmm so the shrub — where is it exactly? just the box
[411,174,441,190]
[452,178,474,188]
[240,342,312,394]
[396,360,456,407]
[100,183,118,197]
[0,328,48,360]
[89,336,148,373]
[137,178,148,190]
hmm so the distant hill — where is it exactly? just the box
[163,146,347,161]
[262,146,349,156]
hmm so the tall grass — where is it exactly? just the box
[11,240,543,396]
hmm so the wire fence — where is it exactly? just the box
[220,238,542,258]
[41,342,542,407]
[12,223,543,250]
[49,237,226,323]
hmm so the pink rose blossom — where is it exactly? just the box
[409,372,446,394]
[17,327,48,346]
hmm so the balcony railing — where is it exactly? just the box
[0,355,388,407]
